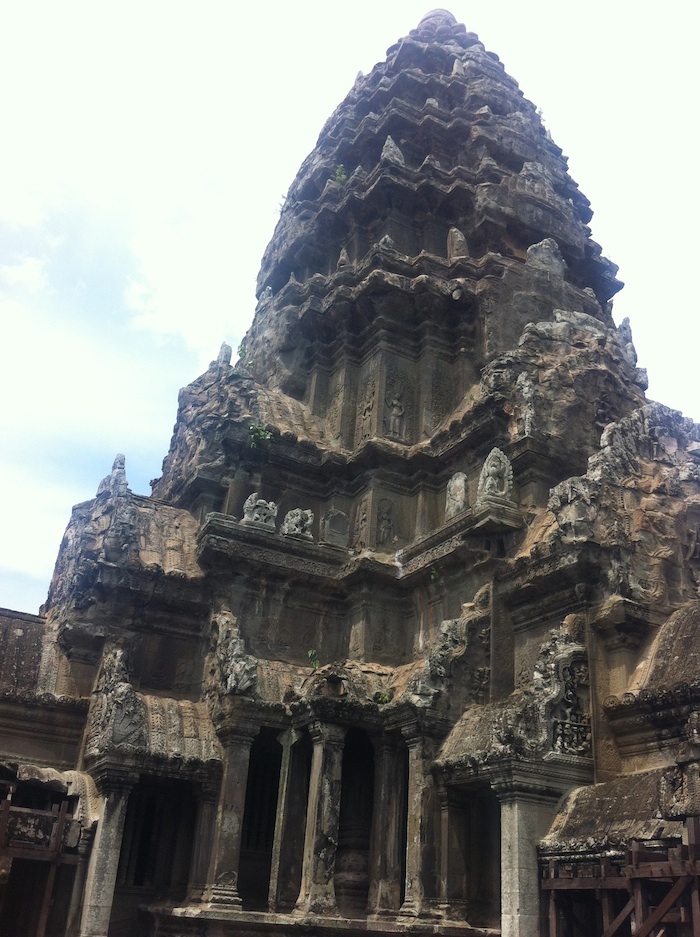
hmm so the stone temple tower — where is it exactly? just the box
[2,10,700,937]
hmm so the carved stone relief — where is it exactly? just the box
[383,369,412,443]
[429,366,450,433]
[85,646,147,757]
[552,662,591,755]
[384,393,406,440]
[204,606,258,701]
[240,491,278,530]
[476,448,514,504]
[445,472,468,519]
[352,498,370,551]
[281,508,314,541]
[356,381,376,445]
[326,377,344,441]
[376,499,394,547]
[515,372,535,437]
[320,509,351,548]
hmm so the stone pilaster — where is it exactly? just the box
[295,722,346,914]
[79,772,135,937]
[367,736,403,915]
[204,726,257,905]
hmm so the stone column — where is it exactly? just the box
[186,778,221,902]
[79,772,135,937]
[295,722,346,915]
[367,736,403,915]
[399,734,436,919]
[204,727,257,905]
[268,728,300,910]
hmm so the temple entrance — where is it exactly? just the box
[335,728,375,916]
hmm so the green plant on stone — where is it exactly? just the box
[307,648,320,672]
[334,164,347,185]
[247,421,272,451]
[237,341,255,370]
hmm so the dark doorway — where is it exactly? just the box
[238,728,283,910]
[112,777,197,936]
[335,727,375,916]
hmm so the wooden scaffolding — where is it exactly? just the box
[542,817,700,937]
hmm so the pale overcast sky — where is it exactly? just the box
[1,2,697,614]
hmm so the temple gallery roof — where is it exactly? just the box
[540,770,683,856]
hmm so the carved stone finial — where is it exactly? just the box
[96,454,128,498]
[526,238,566,277]
[217,342,232,367]
[381,135,405,166]
[415,8,458,39]
[337,247,351,269]
[617,316,638,367]
[447,226,469,263]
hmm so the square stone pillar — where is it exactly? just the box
[295,722,346,915]
[186,778,221,902]
[498,792,553,937]
[368,735,403,915]
[492,759,592,937]
[204,726,257,905]
[399,734,437,919]
[268,728,301,910]
[65,839,91,937]
[79,772,135,937]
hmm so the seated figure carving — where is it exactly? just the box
[477,448,514,504]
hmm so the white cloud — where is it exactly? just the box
[0,0,698,618]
